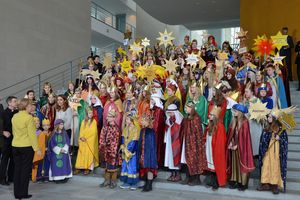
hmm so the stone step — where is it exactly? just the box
[287,160,300,170]
[289,143,300,151]
[288,151,300,160]
[73,173,300,199]
[288,135,300,142]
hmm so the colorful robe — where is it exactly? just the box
[41,103,56,131]
[181,113,207,175]
[75,119,99,170]
[137,99,150,124]
[185,95,208,125]
[48,131,72,181]
[261,97,274,109]
[267,74,288,109]
[259,130,288,191]
[120,125,140,185]
[103,99,123,129]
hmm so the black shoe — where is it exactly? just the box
[142,179,151,192]
[22,195,33,199]
[297,88,300,91]
[229,182,238,189]
[0,180,10,186]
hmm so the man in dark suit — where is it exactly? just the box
[0,96,18,185]
[280,27,294,81]
[0,103,4,159]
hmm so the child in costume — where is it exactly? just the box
[75,107,99,175]
[48,119,72,183]
[164,104,183,182]
[226,104,255,191]
[258,84,274,109]
[32,118,50,182]
[137,113,158,192]
[99,109,122,189]
[119,113,140,190]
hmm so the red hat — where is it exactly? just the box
[167,83,177,92]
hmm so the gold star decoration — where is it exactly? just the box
[271,52,285,66]
[249,101,270,122]
[141,37,150,47]
[119,58,133,74]
[136,65,157,82]
[163,58,178,73]
[117,47,126,55]
[197,54,206,69]
[129,42,143,55]
[185,53,199,67]
[218,52,228,60]
[157,29,175,48]
[236,28,248,39]
[271,31,288,50]
[103,53,113,68]
[80,69,101,79]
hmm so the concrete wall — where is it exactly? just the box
[136,5,190,46]
[0,0,91,90]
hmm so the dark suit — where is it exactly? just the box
[295,43,300,88]
[0,104,4,157]
[280,35,294,80]
[0,108,18,182]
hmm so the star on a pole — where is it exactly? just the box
[141,37,150,47]
[163,58,179,73]
[103,53,112,67]
[271,31,288,50]
[119,58,133,74]
[249,101,270,122]
[236,28,248,39]
[185,53,199,67]
[117,47,126,55]
[271,52,285,66]
[129,42,143,55]
[157,29,175,48]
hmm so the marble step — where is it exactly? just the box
[289,143,300,151]
[288,151,300,160]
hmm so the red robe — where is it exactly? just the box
[204,122,227,186]
[151,106,165,167]
[208,98,227,120]
[226,119,255,176]
[99,94,108,108]
[181,114,207,175]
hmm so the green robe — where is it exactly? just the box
[185,95,208,125]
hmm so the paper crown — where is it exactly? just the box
[42,119,50,125]
[98,81,107,89]
[143,84,151,92]
[232,103,248,114]
[210,106,221,117]
[256,70,264,76]
[33,117,40,124]
[258,83,267,91]
[107,85,117,93]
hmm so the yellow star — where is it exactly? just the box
[197,52,206,69]
[185,53,199,67]
[129,42,143,55]
[218,52,228,60]
[135,65,157,82]
[103,53,112,67]
[271,31,288,50]
[253,35,267,45]
[117,47,126,55]
[119,58,133,74]
[157,29,175,48]
[163,58,178,73]
[271,52,285,66]
[249,101,270,122]
[236,28,248,39]
[141,37,150,47]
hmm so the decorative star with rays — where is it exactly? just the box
[117,46,126,55]
[130,42,143,55]
[236,28,248,39]
[141,37,150,47]
[119,58,133,74]
[157,29,175,48]
[218,52,228,60]
[163,58,178,73]
[271,31,288,50]
[249,101,270,122]
[197,54,206,69]
[103,53,113,67]
[185,53,199,67]
[271,52,285,66]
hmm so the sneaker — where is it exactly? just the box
[120,183,130,189]
[130,185,138,190]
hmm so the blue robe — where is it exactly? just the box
[261,97,274,109]
[48,130,72,181]
[236,66,247,85]
[36,153,50,181]
[120,138,139,185]
[267,75,288,109]
[259,130,288,191]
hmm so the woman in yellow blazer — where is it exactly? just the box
[12,98,41,200]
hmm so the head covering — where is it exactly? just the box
[150,93,164,110]
[232,103,248,114]
[167,83,177,92]
[258,83,268,92]
[87,94,103,107]
[166,104,183,125]
[33,117,40,124]
[54,119,64,126]
[210,106,222,118]
[42,119,50,126]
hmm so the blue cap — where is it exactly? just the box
[232,103,248,114]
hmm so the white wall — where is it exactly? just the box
[0,0,91,90]
[136,5,190,46]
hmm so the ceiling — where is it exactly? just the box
[93,0,136,15]
[134,0,240,30]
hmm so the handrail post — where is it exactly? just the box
[70,61,73,82]
[38,74,41,98]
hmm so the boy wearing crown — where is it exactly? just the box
[32,118,51,182]
[99,109,122,189]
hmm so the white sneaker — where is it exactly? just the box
[120,183,130,189]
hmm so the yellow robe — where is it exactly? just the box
[75,119,99,170]
[32,131,48,182]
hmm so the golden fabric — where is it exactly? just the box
[261,134,283,188]
[75,119,99,170]
[121,125,140,162]
[230,149,249,186]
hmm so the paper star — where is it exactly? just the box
[218,52,228,60]
[197,54,206,69]
[157,29,175,48]
[117,47,126,55]
[103,53,113,67]
[136,65,157,82]
[252,35,274,57]
[271,31,288,50]
[236,28,248,39]
[129,42,143,55]
[249,101,270,122]
[81,69,101,79]
[141,37,150,47]
[271,52,285,66]
[119,58,133,74]
[185,53,199,67]
[163,58,178,73]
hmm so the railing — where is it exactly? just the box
[91,1,136,39]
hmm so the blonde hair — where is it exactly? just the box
[18,98,32,111]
